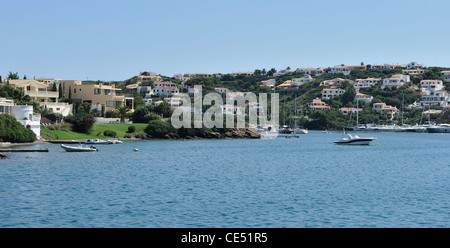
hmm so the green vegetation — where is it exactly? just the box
[41,123,148,140]
[0,114,36,143]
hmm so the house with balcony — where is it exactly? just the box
[370,64,404,70]
[373,102,399,114]
[260,79,276,87]
[320,78,352,88]
[153,86,179,96]
[136,75,162,84]
[402,69,425,76]
[339,107,362,115]
[440,71,450,82]
[60,80,134,112]
[291,75,312,86]
[381,74,410,89]
[309,98,331,111]
[322,88,345,99]
[420,80,444,94]
[214,88,230,93]
[355,92,373,104]
[298,68,325,76]
[8,79,59,102]
[420,90,449,107]
[353,78,381,90]
[406,61,426,70]
[329,65,366,75]
[231,72,254,77]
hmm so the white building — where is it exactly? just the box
[381,74,410,89]
[322,88,345,99]
[420,90,449,107]
[291,75,312,86]
[231,72,254,77]
[353,78,381,90]
[39,102,73,116]
[441,71,450,82]
[152,86,179,96]
[260,79,276,87]
[340,107,362,115]
[214,88,230,93]
[319,78,351,88]
[406,61,426,69]
[355,93,373,104]
[420,80,444,93]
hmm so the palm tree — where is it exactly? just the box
[117,106,128,123]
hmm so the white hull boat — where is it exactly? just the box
[61,144,98,152]
[85,139,109,145]
[334,132,375,145]
[426,124,450,133]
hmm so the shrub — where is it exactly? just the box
[0,114,36,143]
[144,120,176,138]
[103,130,117,137]
[127,125,136,133]
[64,113,95,134]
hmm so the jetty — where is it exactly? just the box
[0,152,7,159]
[0,149,49,152]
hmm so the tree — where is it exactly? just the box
[68,86,72,103]
[267,68,277,76]
[131,106,149,123]
[58,83,63,99]
[0,114,36,143]
[8,72,19,80]
[156,101,172,118]
[341,85,356,106]
[254,69,262,76]
[117,106,128,123]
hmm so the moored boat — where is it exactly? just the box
[61,144,98,152]
[334,131,375,145]
[85,139,109,145]
[426,124,450,133]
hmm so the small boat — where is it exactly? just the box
[85,139,109,145]
[279,125,295,134]
[426,124,450,133]
[108,139,123,144]
[334,131,375,145]
[61,144,98,152]
[294,128,308,134]
[322,129,330,134]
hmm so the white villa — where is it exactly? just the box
[355,92,373,104]
[402,69,425,75]
[339,107,362,115]
[353,78,381,90]
[381,74,410,89]
[420,79,444,93]
[0,98,41,140]
[441,71,450,82]
[406,61,426,70]
[322,88,345,99]
[291,75,312,86]
[320,78,351,88]
[420,90,449,107]
[260,79,276,87]
[214,88,230,93]
[309,98,331,111]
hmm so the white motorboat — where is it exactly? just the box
[61,144,98,152]
[294,128,308,134]
[108,139,123,144]
[334,131,376,145]
[85,139,109,145]
[426,124,450,133]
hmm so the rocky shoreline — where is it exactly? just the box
[135,128,262,140]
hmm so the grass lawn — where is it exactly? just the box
[42,123,148,140]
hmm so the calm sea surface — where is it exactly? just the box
[1,131,449,227]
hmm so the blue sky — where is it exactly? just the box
[1,0,449,81]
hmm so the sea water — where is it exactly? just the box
[0,131,449,227]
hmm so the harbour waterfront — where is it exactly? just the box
[0,131,449,227]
